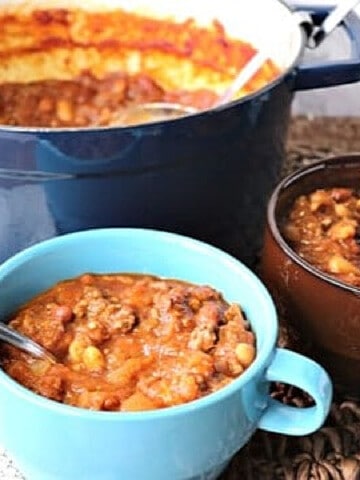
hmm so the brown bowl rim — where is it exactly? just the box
[266,153,360,295]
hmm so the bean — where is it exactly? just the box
[103,396,121,411]
[235,343,255,368]
[38,97,53,113]
[334,203,350,218]
[82,346,105,372]
[54,305,73,324]
[121,392,156,412]
[328,220,356,240]
[56,99,73,123]
[327,254,358,275]
[68,335,89,363]
[309,190,332,212]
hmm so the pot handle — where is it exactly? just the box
[258,348,332,436]
[293,6,360,90]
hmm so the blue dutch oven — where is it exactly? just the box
[0,0,360,265]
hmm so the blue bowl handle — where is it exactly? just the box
[292,5,360,90]
[258,348,332,436]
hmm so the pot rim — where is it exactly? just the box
[267,153,360,295]
[0,0,308,134]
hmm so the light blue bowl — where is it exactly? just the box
[0,228,332,480]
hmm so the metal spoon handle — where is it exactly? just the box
[214,50,268,107]
[0,322,57,363]
[0,168,75,182]
[311,0,360,46]
[322,0,360,36]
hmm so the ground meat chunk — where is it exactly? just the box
[214,346,245,377]
[34,373,65,402]
[196,301,224,329]
[74,391,121,411]
[188,301,225,351]
[153,286,195,336]
[138,373,200,407]
[11,303,65,353]
[104,304,137,333]
[73,286,137,342]
[213,307,254,377]
[188,325,217,352]
[5,360,65,401]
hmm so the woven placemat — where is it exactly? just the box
[221,115,360,480]
[223,403,360,480]
[1,116,359,480]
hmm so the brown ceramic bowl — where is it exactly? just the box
[260,154,360,399]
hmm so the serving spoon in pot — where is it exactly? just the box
[0,322,57,363]
[118,0,360,126]
[117,49,268,126]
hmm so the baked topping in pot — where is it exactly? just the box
[0,8,279,127]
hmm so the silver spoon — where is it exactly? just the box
[118,49,268,126]
[0,322,57,363]
[308,0,360,48]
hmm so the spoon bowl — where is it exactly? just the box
[119,50,268,125]
[115,102,198,126]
